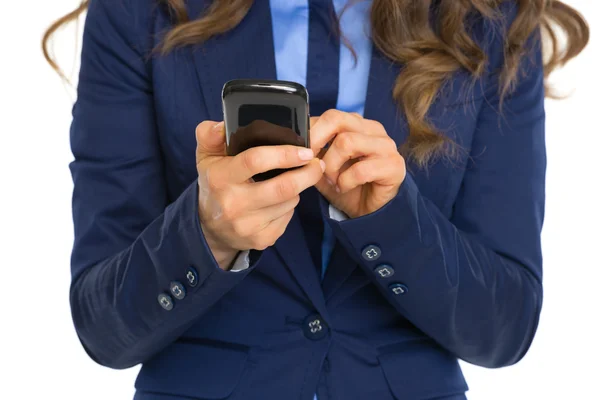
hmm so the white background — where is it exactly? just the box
[1,1,598,399]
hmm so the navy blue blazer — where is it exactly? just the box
[69,1,546,399]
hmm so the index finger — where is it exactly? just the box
[229,145,315,183]
[310,110,365,153]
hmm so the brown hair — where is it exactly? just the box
[43,0,589,167]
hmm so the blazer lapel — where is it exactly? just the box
[187,0,329,317]
[322,48,408,303]
[274,212,329,318]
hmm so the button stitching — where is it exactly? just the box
[389,283,408,295]
[158,293,174,310]
[374,264,394,278]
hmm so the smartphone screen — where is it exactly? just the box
[228,103,305,156]
[238,104,294,129]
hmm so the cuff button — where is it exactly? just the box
[185,266,199,288]
[374,265,395,278]
[361,245,381,261]
[158,293,174,311]
[170,281,186,300]
[389,283,408,296]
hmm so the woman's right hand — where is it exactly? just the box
[195,120,325,270]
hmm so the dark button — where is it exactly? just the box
[185,266,199,288]
[389,283,408,296]
[158,293,174,311]
[170,281,186,300]
[303,314,329,341]
[374,264,395,279]
[361,245,381,261]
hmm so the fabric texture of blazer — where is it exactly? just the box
[68,0,546,399]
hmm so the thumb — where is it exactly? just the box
[196,121,226,160]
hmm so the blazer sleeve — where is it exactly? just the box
[326,29,546,368]
[69,0,258,370]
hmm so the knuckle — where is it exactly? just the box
[321,109,341,124]
[194,123,204,141]
[385,136,398,151]
[278,147,292,166]
[396,156,407,176]
[219,194,239,220]
[274,179,295,200]
[396,151,406,164]
[241,150,261,173]
[291,195,301,208]
[336,132,354,152]
[195,121,212,141]
[353,163,369,183]
[370,120,385,133]
[231,219,252,238]
[253,235,273,251]
[286,146,300,163]
[206,169,223,191]
[268,234,278,248]
[253,243,267,251]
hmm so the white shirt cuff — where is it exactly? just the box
[229,250,251,272]
[329,204,349,222]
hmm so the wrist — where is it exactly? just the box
[201,223,239,271]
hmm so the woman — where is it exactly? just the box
[44,1,588,399]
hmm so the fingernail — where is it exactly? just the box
[335,185,341,193]
[212,121,224,132]
[319,160,326,172]
[298,148,315,161]
[325,177,334,186]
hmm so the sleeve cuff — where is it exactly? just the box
[329,204,349,222]
[325,174,419,225]
[229,251,251,272]
[324,172,424,248]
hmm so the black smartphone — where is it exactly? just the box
[222,79,310,181]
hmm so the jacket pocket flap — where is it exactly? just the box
[377,339,468,400]
[135,341,249,399]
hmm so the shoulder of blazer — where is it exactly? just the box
[85,0,164,57]
[477,1,522,73]
[462,1,540,100]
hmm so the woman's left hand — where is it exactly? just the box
[310,110,406,219]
